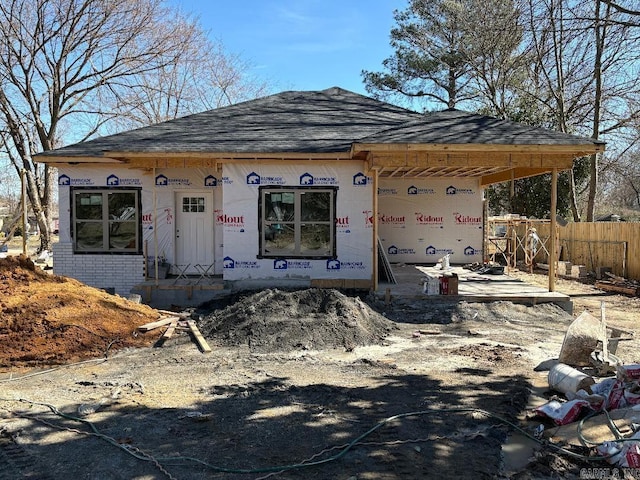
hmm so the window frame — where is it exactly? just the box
[258,185,337,259]
[71,187,142,254]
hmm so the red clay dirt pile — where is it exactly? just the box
[0,255,159,370]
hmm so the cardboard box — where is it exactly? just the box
[448,273,459,295]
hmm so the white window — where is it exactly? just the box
[259,186,336,258]
[72,188,141,253]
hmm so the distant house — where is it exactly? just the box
[35,87,603,296]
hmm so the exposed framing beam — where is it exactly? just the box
[353,142,604,155]
[480,167,570,186]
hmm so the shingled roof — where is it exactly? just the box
[38,87,422,158]
[357,108,601,146]
[36,87,602,162]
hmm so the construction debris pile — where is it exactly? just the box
[532,304,640,468]
[596,272,640,297]
[196,288,397,353]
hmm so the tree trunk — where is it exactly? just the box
[586,0,606,221]
[569,168,581,222]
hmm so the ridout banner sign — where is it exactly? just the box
[221,163,373,282]
[377,177,483,264]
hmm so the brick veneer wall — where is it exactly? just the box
[52,243,145,296]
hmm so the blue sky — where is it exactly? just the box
[168,0,406,95]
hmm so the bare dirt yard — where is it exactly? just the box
[1,256,639,479]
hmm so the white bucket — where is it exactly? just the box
[548,363,595,395]
[423,277,440,295]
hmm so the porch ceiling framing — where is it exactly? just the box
[355,143,604,186]
[38,140,604,188]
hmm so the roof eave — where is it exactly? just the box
[352,142,605,156]
[35,154,123,164]
[35,150,354,165]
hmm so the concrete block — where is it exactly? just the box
[571,265,588,278]
[557,261,572,275]
[596,266,612,280]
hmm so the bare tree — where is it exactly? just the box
[102,35,273,131]
[0,0,270,251]
[521,0,640,221]
[599,0,640,19]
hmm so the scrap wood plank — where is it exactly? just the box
[137,316,180,332]
[595,281,640,296]
[604,271,628,283]
[161,320,179,340]
[187,320,211,353]
[156,309,191,318]
[154,320,179,347]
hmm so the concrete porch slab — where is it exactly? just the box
[376,264,572,313]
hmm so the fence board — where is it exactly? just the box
[505,222,639,281]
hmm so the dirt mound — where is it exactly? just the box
[0,255,159,370]
[197,288,397,352]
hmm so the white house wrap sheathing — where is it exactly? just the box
[54,163,375,289]
[377,177,483,265]
[221,163,373,282]
[146,167,224,273]
[54,165,482,295]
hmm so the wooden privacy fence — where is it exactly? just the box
[506,222,640,281]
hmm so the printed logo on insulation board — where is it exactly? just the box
[408,185,435,195]
[223,256,259,269]
[362,210,374,228]
[107,174,141,186]
[378,213,406,227]
[299,172,337,185]
[446,185,475,195]
[425,245,455,256]
[273,260,312,270]
[335,216,350,233]
[453,212,482,227]
[353,172,369,186]
[377,187,397,196]
[326,260,365,270]
[464,246,482,256]
[155,175,192,186]
[58,174,94,186]
[415,213,444,227]
[246,172,284,185]
[215,210,245,231]
[204,175,217,187]
[387,245,416,255]
[327,259,340,270]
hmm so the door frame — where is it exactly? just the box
[174,190,215,274]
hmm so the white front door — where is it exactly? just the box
[175,191,214,274]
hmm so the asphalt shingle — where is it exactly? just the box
[37,87,601,159]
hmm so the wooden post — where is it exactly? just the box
[372,167,379,292]
[153,167,159,285]
[549,168,558,292]
[21,169,27,255]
